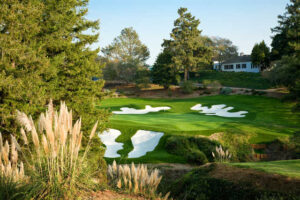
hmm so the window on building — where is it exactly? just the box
[236,64,241,69]
[242,64,246,68]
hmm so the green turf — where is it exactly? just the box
[229,159,300,178]
[97,95,300,163]
[190,70,273,89]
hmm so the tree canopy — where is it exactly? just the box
[211,37,238,68]
[251,41,270,70]
[0,0,109,136]
[163,8,212,81]
[102,27,150,65]
[271,0,300,60]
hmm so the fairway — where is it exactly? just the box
[229,159,300,178]
[97,95,300,163]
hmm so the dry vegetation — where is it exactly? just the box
[108,160,170,200]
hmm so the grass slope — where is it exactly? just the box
[97,95,300,163]
[191,70,273,89]
[230,159,300,178]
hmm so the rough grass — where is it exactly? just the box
[191,70,273,89]
[229,159,300,178]
[97,95,300,163]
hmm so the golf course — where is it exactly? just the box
[97,95,300,163]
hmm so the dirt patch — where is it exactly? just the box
[208,163,300,195]
[88,190,146,200]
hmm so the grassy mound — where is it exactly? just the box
[229,159,300,178]
[168,163,300,200]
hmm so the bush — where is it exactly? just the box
[220,87,232,95]
[165,136,219,164]
[181,81,196,94]
[135,68,151,89]
[187,151,208,165]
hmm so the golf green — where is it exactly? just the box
[97,95,300,163]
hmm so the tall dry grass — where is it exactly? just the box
[108,160,170,200]
[0,133,25,199]
[212,145,232,163]
[15,100,99,199]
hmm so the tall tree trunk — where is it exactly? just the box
[184,67,189,82]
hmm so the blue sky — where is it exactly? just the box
[87,0,289,64]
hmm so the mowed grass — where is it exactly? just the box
[229,159,300,178]
[96,95,300,163]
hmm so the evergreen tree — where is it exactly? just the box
[0,0,109,138]
[270,0,300,110]
[251,41,270,70]
[163,8,212,81]
[102,27,150,65]
[151,50,178,89]
[271,0,300,60]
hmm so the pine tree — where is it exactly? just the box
[151,50,178,89]
[271,0,300,60]
[163,8,212,81]
[251,41,270,70]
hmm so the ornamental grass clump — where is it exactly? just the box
[15,100,99,199]
[0,133,25,199]
[212,145,232,163]
[108,160,170,200]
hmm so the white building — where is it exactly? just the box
[213,55,260,73]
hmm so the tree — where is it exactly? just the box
[102,27,150,65]
[151,50,179,89]
[163,8,212,81]
[211,37,238,69]
[102,27,150,83]
[251,41,270,70]
[0,0,109,138]
[271,0,300,60]
[269,0,300,110]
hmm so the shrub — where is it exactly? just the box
[165,136,219,164]
[181,81,196,94]
[220,87,232,95]
[212,145,232,163]
[15,100,100,199]
[187,150,208,165]
[107,161,170,200]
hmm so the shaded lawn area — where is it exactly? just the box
[96,95,300,163]
[229,159,300,178]
[190,70,273,89]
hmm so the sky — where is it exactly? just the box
[87,0,289,65]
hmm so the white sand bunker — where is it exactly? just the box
[191,104,248,118]
[113,105,170,114]
[98,129,123,158]
[128,130,164,158]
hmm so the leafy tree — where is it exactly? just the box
[151,50,178,89]
[271,0,300,60]
[163,8,212,81]
[251,41,270,70]
[102,27,150,65]
[211,37,238,69]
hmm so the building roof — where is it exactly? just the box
[223,55,252,64]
